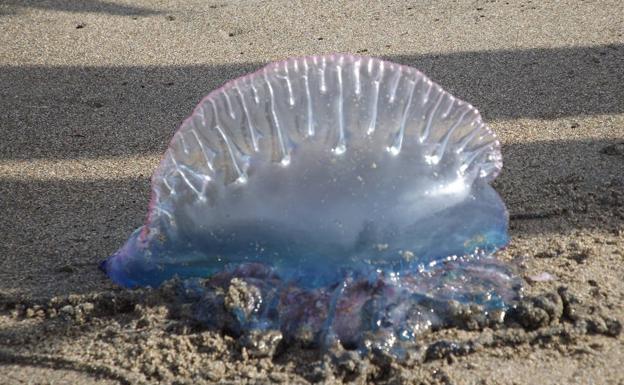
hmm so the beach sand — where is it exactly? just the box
[0,0,622,383]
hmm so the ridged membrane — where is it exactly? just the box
[102,54,518,350]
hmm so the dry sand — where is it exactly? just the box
[0,0,623,384]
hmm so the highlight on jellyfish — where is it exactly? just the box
[101,54,521,352]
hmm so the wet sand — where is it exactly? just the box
[0,0,622,383]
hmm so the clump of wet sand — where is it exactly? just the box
[0,267,621,384]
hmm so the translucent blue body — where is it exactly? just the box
[102,55,518,349]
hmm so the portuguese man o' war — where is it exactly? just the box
[102,54,521,351]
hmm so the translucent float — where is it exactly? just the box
[102,54,520,349]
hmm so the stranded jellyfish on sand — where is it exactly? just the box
[102,54,521,351]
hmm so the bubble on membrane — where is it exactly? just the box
[102,54,520,351]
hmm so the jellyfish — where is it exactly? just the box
[101,54,521,350]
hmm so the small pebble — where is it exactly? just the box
[60,305,75,316]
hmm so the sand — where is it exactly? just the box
[0,0,622,383]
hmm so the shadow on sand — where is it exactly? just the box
[0,0,159,17]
